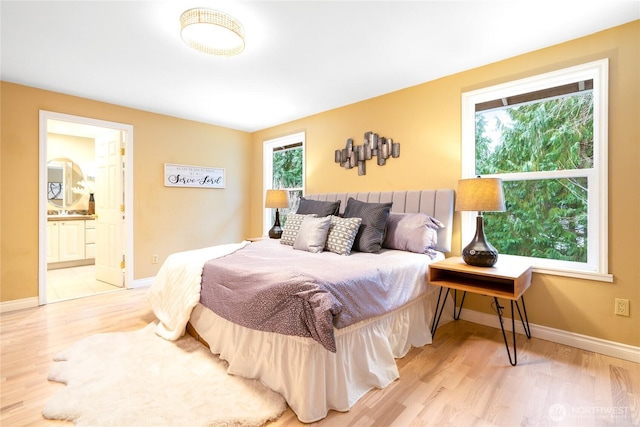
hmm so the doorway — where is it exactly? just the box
[38,111,134,305]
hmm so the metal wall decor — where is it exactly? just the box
[334,131,400,175]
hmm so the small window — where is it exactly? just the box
[263,132,305,235]
[461,60,611,282]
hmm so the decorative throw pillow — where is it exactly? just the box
[296,197,341,217]
[343,198,392,253]
[383,212,443,253]
[280,213,317,246]
[325,216,362,255]
[293,216,331,253]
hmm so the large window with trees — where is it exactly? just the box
[263,132,305,236]
[461,60,611,281]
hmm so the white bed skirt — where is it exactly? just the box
[189,285,454,423]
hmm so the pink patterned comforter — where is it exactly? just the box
[200,239,436,352]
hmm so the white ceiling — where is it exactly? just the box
[2,1,638,133]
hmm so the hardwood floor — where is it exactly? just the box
[1,289,638,426]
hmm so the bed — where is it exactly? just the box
[147,189,455,423]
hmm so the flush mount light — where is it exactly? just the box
[180,8,245,56]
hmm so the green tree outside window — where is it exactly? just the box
[476,92,593,262]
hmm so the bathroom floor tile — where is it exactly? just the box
[46,265,122,303]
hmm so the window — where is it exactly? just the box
[461,60,611,281]
[263,132,305,235]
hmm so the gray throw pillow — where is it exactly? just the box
[383,212,443,253]
[280,213,317,246]
[296,197,341,217]
[293,216,332,253]
[343,198,392,253]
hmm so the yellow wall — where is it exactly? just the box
[1,21,637,347]
[1,83,252,301]
[251,21,640,346]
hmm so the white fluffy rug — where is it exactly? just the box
[43,323,287,426]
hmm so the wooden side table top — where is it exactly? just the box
[428,256,532,300]
[245,236,268,242]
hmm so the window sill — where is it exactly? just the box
[532,266,613,283]
[497,254,613,283]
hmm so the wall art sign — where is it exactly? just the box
[164,163,225,189]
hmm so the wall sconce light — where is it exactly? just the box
[334,131,400,175]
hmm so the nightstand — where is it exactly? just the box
[428,256,532,366]
[245,237,268,242]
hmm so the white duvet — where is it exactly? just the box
[146,241,249,340]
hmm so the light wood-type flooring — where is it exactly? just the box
[1,288,638,426]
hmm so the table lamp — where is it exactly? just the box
[456,177,506,267]
[265,189,290,239]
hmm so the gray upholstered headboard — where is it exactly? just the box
[305,189,455,253]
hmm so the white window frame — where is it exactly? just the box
[262,131,305,236]
[461,59,612,282]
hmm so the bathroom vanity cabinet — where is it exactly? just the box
[47,217,95,268]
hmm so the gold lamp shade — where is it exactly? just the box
[265,189,290,209]
[456,177,506,213]
[265,190,289,239]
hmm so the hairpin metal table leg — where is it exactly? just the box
[494,296,531,366]
[430,287,448,337]
[430,288,467,338]
[453,290,466,320]
[515,297,531,338]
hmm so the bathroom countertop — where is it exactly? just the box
[47,215,95,221]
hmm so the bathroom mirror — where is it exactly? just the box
[47,158,84,208]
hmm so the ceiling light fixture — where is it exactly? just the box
[180,8,245,56]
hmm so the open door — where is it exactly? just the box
[39,110,134,305]
[95,132,124,286]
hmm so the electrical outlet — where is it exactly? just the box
[152,254,158,264]
[615,298,630,317]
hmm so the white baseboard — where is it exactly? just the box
[131,277,154,289]
[0,297,38,313]
[458,308,640,363]
[0,278,153,313]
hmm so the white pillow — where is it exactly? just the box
[293,216,331,253]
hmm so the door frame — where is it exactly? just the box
[38,110,134,305]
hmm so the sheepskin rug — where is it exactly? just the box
[43,323,287,426]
